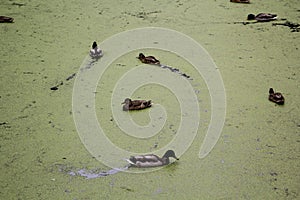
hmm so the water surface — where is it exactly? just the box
[1,0,299,199]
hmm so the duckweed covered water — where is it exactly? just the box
[1,0,299,199]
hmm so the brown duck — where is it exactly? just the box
[247,13,277,22]
[0,16,14,23]
[126,150,179,168]
[138,53,160,65]
[230,0,250,3]
[269,88,284,105]
[89,41,103,58]
[122,98,152,111]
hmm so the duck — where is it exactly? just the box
[122,98,152,111]
[138,53,160,65]
[89,41,103,58]
[247,13,277,22]
[0,16,14,23]
[230,0,250,3]
[269,88,284,105]
[126,150,179,168]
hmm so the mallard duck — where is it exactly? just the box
[122,98,152,111]
[269,88,284,105]
[89,41,103,58]
[247,13,277,22]
[126,150,179,168]
[0,16,14,23]
[230,0,250,3]
[138,53,160,65]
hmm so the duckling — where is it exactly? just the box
[122,98,152,111]
[138,53,160,65]
[247,13,277,22]
[89,41,103,58]
[0,16,14,23]
[126,150,179,168]
[269,88,284,105]
[230,0,250,3]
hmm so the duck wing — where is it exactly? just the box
[148,56,158,60]
[140,100,152,109]
[274,93,284,100]
[143,154,161,162]
[131,100,151,107]
[129,154,161,163]
[130,100,146,106]
[146,56,160,64]
[256,13,277,22]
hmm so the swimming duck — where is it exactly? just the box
[89,41,103,58]
[230,0,250,3]
[269,88,284,105]
[0,16,14,23]
[126,150,179,168]
[247,13,277,22]
[138,53,160,65]
[122,98,152,111]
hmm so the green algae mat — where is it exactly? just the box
[1,0,299,199]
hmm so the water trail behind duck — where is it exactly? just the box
[158,64,192,80]
[68,165,129,179]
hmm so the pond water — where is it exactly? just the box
[1,0,299,199]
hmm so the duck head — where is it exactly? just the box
[247,14,256,20]
[163,150,179,160]
[138,53,145,59]
[121,98,131,105]
[92,41,98,49]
